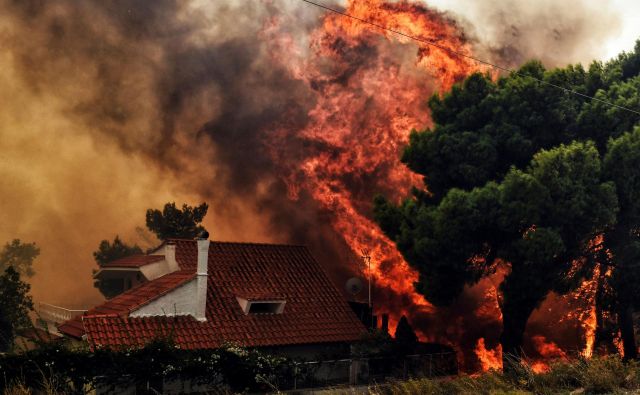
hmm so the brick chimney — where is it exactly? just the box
[196,234,210,321]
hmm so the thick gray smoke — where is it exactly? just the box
[0,0,352,305]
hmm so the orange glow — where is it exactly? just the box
[529,335,567,372]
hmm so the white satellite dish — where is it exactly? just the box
[345,277,364,296]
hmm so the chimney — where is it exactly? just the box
[165,241,179,272]
[195,232,210,321]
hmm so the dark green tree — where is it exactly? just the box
[375,42,640,364]
[394,315,418,355]
[145,202,209,240]
[0,239,39,277]
[92,236,142,299]
[602,127,640,360]
[0,267,34,351]
[377,139,617,366]
[93,236,143,266]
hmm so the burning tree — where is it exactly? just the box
[376,139,617,366]
[601,129,640,360]
[375,44,640,366]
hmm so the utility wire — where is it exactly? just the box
[300,0,640,116]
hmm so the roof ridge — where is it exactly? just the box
[175,239,309,248]
[148,239,310,254]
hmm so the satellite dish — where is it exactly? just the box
[345,277,364,296]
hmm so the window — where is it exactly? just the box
[248,302,284,314]
[236,297,286,314]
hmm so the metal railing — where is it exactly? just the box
[36,303,87,324]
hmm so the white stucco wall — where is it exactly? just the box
[129,278,198,318]
[139,258,173,281]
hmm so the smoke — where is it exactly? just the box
[0,0,633,369]
[0,0,313,305]
[426,0,623,67]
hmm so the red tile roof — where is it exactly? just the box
[58,270,194,337]
[100,254,164,268]
[60,240,365,349]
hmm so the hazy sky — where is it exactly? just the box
[425,0,640,63]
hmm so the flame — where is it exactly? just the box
[264,0,480,336]
[475,338,502,371]
[613,332,625,355]
[529,335,568,372]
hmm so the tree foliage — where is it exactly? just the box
[145,202,209,240]
[93,236,142,266]
[394,315,418,355]
[0,239,39,277]
[92,236,143,299]
[0,267,34,351]
[601,127,640,359]
[375,41,640,363]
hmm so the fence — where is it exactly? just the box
[288,352,458,390]
[36,303,87,332]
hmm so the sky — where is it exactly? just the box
[424,0,640,63]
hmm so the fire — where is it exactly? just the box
[562,258,609,359]
[264,0,480,335]
[529,335,568,373]
[582,303,597,358]
[264,0,604,367]
[475,338,502,371]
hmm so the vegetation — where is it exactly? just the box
[600,128,640,360]
[92,236,143,266]
[0,340,292,394]
[394,316,419,355]
[0,239,39,278]
[145,202,209,240]
[370,356,640,395]
[3,348,640,395]
[375,41,640,365]
[91,236,143,298]
[0,267,33,352]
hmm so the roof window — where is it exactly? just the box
[236,297,286,314]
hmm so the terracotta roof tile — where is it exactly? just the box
[60,240,365,349]
[100,254,164,268]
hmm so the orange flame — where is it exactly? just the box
[475,338,502,371]
[265,0,481,337]
[529,335,568,373]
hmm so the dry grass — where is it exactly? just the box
[370,355,640,395]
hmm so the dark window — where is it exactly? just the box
[248,302,284,314]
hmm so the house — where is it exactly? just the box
[59,237,366,360]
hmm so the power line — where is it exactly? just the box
[299,0,640,116]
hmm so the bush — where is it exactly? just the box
[0,340,293,393]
